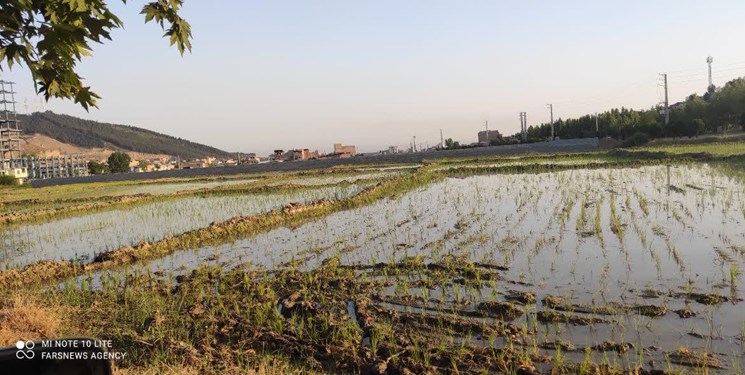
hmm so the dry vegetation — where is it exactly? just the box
[0,294,66,346]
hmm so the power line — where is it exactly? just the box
[551,59,744,111]
[712,65,745,74]
[668,65,745,80]
[669,70,745,85]
[554,80,658,109]
[553,77,656,106]
[486,56,744,137]
[665,59,745,74]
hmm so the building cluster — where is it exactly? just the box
[3,94,360,182]
[128,154,251,172]
[268,143,356,162]
[380,145,401,155]
[126,143,357,173]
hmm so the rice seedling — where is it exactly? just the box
[594,195,604,246]
[1,184,367,269]
[609,194,624,239]
[2,154,745,373]
[731,263,742,288]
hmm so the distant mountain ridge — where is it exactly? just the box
[18,111,231,159]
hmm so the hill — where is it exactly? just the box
[18,111,232,159]
[20,133,171,162]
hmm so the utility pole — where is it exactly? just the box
[519,113,522,141]
[519,112,527,142]
[523,112,527,141]
[595,113,600,137]
[660,73,669,127]
[519,113,523,141]
[484,120,489,146]
[547,104,554,141]
[440,129,444,150]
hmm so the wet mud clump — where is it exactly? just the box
[476,301,524,321]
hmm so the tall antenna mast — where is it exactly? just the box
[706,55,714,90]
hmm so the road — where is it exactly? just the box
[30,138,599,188]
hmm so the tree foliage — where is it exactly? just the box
[87,160,107,174]
[0,0,192,110]
[444,138,460,149]
[107,151,130,173]
[511,76,745,144]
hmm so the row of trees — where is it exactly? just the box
[88,152,132,175]
[508,77,745,144]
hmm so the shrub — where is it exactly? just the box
[87,160,107,175]
[622,132,650,148]
[692,119,706,137]
[107,152,131,174]
[0,175,18,186]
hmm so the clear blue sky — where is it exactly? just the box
[4,1,745,155]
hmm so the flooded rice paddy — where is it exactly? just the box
[0,184,366,269]
[103,177,260,196]
[267,171,406,186]
[5,159,745,373]
[92,163,745,372]
[2,176,261,205]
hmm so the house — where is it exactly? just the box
[180,159,211,169]
[477,130,503,145]
[244,153,260,164]
[270,150,285,162]
[333,143,356,157]
[152,163,174,171]
[283,149,319,161]
[0,162,28,184]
